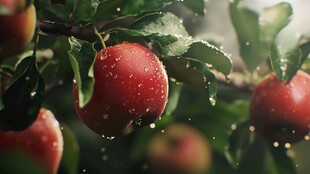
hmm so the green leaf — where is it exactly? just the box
[229,2,293,71]
[260,3,292,48]
[74,0,99,21]
[187,100,248,155]
[268,146,297,174]
[225,120,256,169]
[0,150,47,174]
[68,37,96,108]
[45,4,71,22]
[225,120,297,174]
[164,81,182,116]
[229,2,262,71]
[183,0,206,16]
[60,124,80,174]
[165,57,217,105]
[270,27,301,82]
[183,41,232,78]
[300,40,310,64]
[131,12,189,36]
[0,56,45,131]
[94,0,177,21]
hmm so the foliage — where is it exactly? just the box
[0,0,309,174]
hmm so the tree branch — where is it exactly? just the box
[36,21,98,42]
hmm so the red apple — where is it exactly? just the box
[250,70,310,144]
[0,108,64,174]
[0,1,36,58]
[147,123,212,174]
[73,42,169,137]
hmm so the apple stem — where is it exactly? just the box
[93,26,107,49]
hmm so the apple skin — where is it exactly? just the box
[73,42,169,137]
[147,123,212,174]
[0,108,64,174]
[0,2,36,58]
[0,0,25,12]
[250,71,310,144]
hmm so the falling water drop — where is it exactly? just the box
[285,143,291,149]
[103,114,109,119]
[273,142,279,147]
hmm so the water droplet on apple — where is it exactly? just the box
[53,141,58,147]
[41,136,48,142]
[42,113,48,119]
[115,56,121,61]
[129,109,136,113]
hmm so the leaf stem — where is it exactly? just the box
[93,26,106,49]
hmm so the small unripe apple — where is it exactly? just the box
[0,108,64,174]
[250,71,310,144]
[73,42,169,137]
[0,1,36,58]
[147,123,212,174]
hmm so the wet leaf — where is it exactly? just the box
[270,27,301,82]
[229,2,292,71]
[164,80,182,116]
[225,120,256,168]
[60,124,80,174]
[68,37,96,108]
[93,0,178,21]
[183,0,205,16]
[74,0,99,21]
[0,56,45,131]
[45,4,71,22]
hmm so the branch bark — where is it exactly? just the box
[36,21,98,42]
